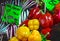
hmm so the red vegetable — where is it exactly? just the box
[53,3,60,24]
[28,4,40,19]
[20,19,29,26]
[41,27,51,39]
[41,27,51,35]
[39,12,53,28]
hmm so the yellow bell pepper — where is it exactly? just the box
[22,38,27,41]
[9,37,19,41]
[28,19,40,30]
[28,30,42,41]
[16,25,30,40]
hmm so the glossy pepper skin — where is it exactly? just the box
[20,19,29,26]
[41,28,51,35]
[39,12,53,28]
[9,37,19,41]
[28,30,42,41]
[41,28,51,39]
[16,25,30,40]
[28,4,40,19]
[28,19,40,30]
[53,3,60,24]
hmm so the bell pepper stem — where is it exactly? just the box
[40,10,45,14]
[42,32,50,40]
[36,0,39,4]
[44,32,50,38]
[18,24,25,27]
[44,0,46,13]
[22,24,25,26]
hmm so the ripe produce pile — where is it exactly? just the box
[9,2,60,41]
[0,0,60,41]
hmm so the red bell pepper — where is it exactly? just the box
[20,19,29,26]
[53,3,60,24]
[28,4,40,19]
[41,27,51,39]
[39,12,53,28]
[41,27,51,35]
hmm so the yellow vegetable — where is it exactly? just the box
[16,25,30,40]
[22,38,27,41]
[28,30,42,41]
[28,19,40,30]
[46,40,51,41]
[9,37,19,41]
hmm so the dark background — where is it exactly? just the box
[0,0,7,4]
[51,23,60,41]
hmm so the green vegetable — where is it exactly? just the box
[41,34,47,41]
